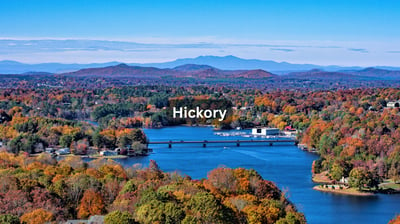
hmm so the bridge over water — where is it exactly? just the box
[148,139,298,148]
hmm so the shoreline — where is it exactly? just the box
[54,154,131,159]
[313,185,375,196]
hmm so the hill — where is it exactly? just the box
[236,69,277,78]
[60,63,276,79]
[345,67,400,79]
[61,63,179,78]
[284,69,380,80]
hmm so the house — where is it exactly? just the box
[87,215,104,224]
[33,143,44,153]
[387,101,400,108]
[100,150,118,156]
[56,148,70,155]
[65,215,104,224]
[339,177,349,184]
[251,127,280,136]
[283,126,297,137]
[284,126,296,132]
[45,148,55,153]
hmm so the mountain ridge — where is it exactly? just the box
[60,63,277,79]
[1,55,400,74]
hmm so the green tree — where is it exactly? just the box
[330,162,344,181]
[348,167,366,190]
[185,192,236,223]
[60,135,73,148]
[135,200,185,224]
[0,214,20,224]
[104,211,137,224]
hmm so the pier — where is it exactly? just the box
[148,139,298,148]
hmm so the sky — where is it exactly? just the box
[0,0,399,66]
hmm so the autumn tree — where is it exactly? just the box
[104,210,137,224]
[77,189,105,218]
[20,208,54,224]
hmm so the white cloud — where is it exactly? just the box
[0,38,398,66]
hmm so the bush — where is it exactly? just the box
[0,214,20,224]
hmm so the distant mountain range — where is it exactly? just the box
[1,55,400,74]
[39,62,399,81]
[0,60,120,74]
[282,68,400,80]
[61,63,277,79]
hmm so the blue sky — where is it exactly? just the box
[0,0,399,66]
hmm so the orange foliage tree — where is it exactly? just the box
[20,208,53,224]
[77,189,105,218]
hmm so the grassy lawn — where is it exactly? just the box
[312,171,333,184]
[88,154,128,159]
[379,180,400,191]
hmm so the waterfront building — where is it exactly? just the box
[251,127,280,136]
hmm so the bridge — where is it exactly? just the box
[148,139,298,148]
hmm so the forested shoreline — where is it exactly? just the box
[0,153,305,223]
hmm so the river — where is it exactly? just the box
[94,126,400,224]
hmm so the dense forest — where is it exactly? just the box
[253,89,400,191]
[0,152,305,223]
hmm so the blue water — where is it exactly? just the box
[94,126,400,224]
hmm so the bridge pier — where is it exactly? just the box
[168,141,172,148]
[203,143,206,148]
[236,140,240,147]
[269,142,273,146]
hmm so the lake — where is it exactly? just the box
[98,126,400,224]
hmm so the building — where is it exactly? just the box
[56,148,70,155]
[387,101,400,108]
[65,215,104,224]
[45,148,55,153]
[339,177,349,184]
[283,126,298,137]
[33,143,44,153]
[100,150,118,156]
[251,127,280,136]
[284,126,296,132]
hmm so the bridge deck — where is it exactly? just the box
[149,139,296,144]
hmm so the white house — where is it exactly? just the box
[387,101,400,108]
[56,148,70,155]
[45,148,55,153]
[100,150,117,156]
[252,127,280,136]
[339,177,349,184]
